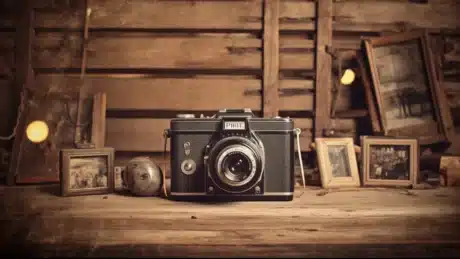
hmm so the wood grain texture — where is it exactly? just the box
[314,0,333,137]
[333,1,460,32]
[33,0,315,30]
[262,0,280,117]
[33,33,315,70]
[9,1,34,185]
[91,92,106,148]
[1,185,460,257]
[105,118,356,152]
[34,75,355,112]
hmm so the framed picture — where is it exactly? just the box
[363,31,454,145]
[439,156,460,187]
[60,147,115,197]
[361,136,418,187]
[315,138,360,188]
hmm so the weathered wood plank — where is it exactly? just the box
[33,0,315,30]
[33,33,315,70]
[333,1,460,32]
[280,37,360,50]
[34,75,355,112]
[314,0,333,137]
[262,0,280,117]
[3,186,460,258]
[106,118,355,152]
[9,0,34,185]
[91,92,106,148]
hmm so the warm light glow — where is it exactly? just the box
[340,69,356,85]
[26,120,49,143]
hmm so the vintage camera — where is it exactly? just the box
[167,108,295,201]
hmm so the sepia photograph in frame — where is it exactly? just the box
[361,136,418,187]
[363,31,454,145]
[60,148,115,197]
[315,138,360,189]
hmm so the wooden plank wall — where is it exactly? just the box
[25,0,357,180]
[0,0,16,177]
[331,0,460,132]
[10,0,460,182]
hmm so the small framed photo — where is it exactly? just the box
[315,138,360,188]
[60,148,115,197]
[361,136,418,187]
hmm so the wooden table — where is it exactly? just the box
[1,184,459,257]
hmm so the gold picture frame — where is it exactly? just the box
[361,136,418,187]
[60,147,115,197]
[315,138,360,189]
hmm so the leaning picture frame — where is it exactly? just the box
[361,136,418,187]
[315,138,360,189]
[362,30,454,145]
[60,147,115,197]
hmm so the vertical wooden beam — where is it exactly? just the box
[262,0,280,118]
[91,92,107,148]
[314,0,333,137]
[7,0,34,185]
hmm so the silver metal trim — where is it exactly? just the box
[180,159,197,175]
[176,114,196,118]
[216,145,257,187]
[170,192,293,196]
[171,192,207,196]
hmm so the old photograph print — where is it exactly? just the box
[327,145,352,178]
[373,39,435,130]
[369,144,410,180]
[69,156,109,191]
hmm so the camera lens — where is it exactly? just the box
[221,152,251,182]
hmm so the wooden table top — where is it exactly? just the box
[1,184,459,257]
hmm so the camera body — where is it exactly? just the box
[168,109,295,201]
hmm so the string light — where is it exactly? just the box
[340,69,356,86]
[26,120,49,143]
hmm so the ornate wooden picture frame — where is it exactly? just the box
[315,138,360,188]
[361,136,418,187]
[60,147,114,197]
[363,31,454,145]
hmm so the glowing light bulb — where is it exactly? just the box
[340,69,356,86]
[26,120,49,143]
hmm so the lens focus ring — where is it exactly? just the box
[216,145,257,187]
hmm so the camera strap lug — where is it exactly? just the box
[294,128,306,189]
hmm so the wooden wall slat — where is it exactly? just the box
[262,0,280,117]
[34,0,315,30]
[34,75,354,112]
[106,118,355,152]
[281,37,360,50]
[314,0,333,137]
[333,1,460,32]
[33,33,316,70]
